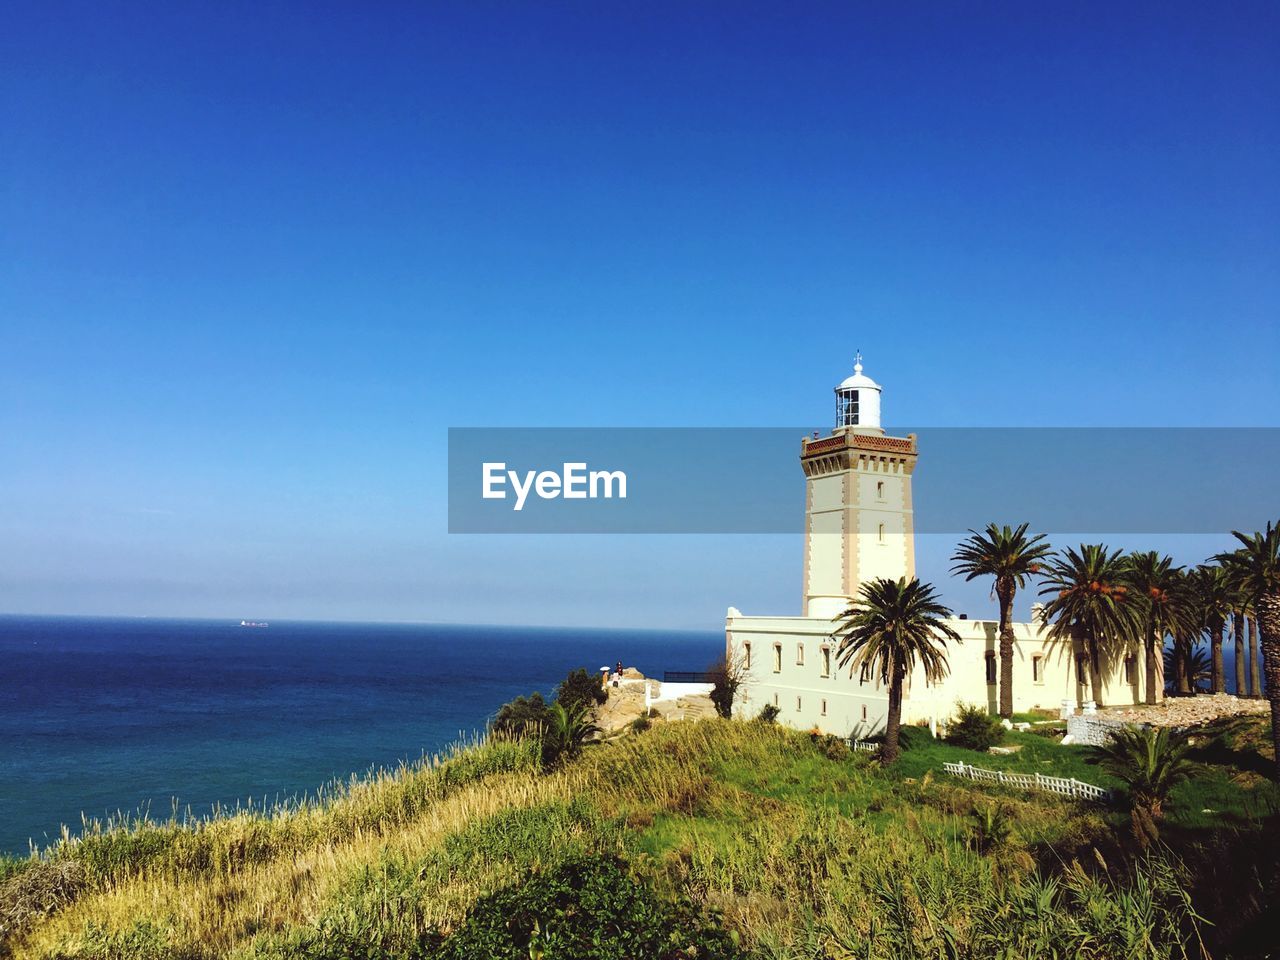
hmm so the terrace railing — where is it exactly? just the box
[942,760,1112,803]
[662,671,718,683]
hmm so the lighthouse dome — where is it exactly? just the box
[834,354,883,433]
[838,359,881,392]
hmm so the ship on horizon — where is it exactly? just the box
[239,620,269,628]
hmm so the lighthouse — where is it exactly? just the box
[799,356,917,618]
[725,358,1139,735]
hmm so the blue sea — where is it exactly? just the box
[0,616,722,856]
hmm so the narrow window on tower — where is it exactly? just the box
[796,643,804,666]
[985,652,997,685]
[876,480,885,500]
[743,642,751,670]
[1125,655,1137,686]
[796,696,802,712]
[878,523,885,543]
[821,646,831,678]
[1032,655,1043,684]
[773,643,782,673]
[820,698,827,717]
[861,704,868,721]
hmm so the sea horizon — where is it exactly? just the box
[0,614,723,856]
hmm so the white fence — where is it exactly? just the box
[851,740,880,753]
[942,761,1113,803]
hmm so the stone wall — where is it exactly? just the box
[1066,714,1129,747]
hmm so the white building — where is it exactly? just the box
[725,358,1146,735]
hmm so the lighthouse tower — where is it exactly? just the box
[800,356,917,618]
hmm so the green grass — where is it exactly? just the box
[889,720,1280,834]
[3,717,1276,959]
[895,729,1115,784]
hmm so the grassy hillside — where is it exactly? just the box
[2,718,1277,959]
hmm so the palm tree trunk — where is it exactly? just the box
[1177,635,1192,695]
[1089,643,1105,708]
[1234,612,1246,697]
[1211,618,1225,693]
[1249,614,1262,698]
[1255,593,1280,781]
[997,579,1016,719]
[1144,620,1158,705]
[883,662,905,764]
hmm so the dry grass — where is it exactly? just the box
[3,719,1255,959]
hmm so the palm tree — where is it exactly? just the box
[1215,520,1280,780]
[1125,552,1183,705]
[1164,641,1210,694]
[1193,564,1233,694]
[1039,544,1139,708]
[1090,725,1194,822]
[1224,562,1262,698]
[1249,610,1263,697]
[1166,568,1202,695]
[951,524,1054,718]
[1230,583,1249,697]
[540,702,601,768]
[832,577,960,763]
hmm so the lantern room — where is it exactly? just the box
[834,353,882,433]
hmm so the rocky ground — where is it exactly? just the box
[594,672,718,734]
[1100,693,1269,727]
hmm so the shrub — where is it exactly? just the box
[630,715,651,734]
[968,801,1014,854]
[1090,725,1194,824]
[756,704,781,724]
[808,732,850,761]
[555,668,607,716]
[434,855,744,959]
[706,655,742,719]
[0,860,87,946]
[945,703,1005,752]
[0,855,29,885]
[492,692,552,737]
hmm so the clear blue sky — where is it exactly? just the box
[3,2,1277,627]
